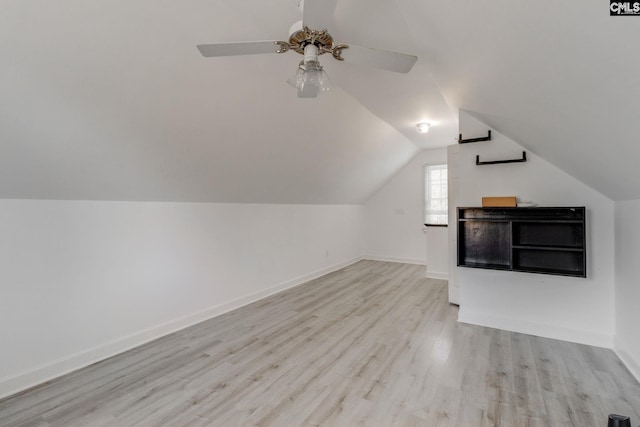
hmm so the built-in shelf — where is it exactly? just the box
[476,151,527,166]
[458,130,492,144]
[512,245,584,251]
[457,207,586,277]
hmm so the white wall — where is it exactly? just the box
[454,111,615,347]
[364,148,449,279]
[447,144,460,303]
[0,199,364,399]
[614,200,640,380]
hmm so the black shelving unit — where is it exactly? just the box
[457,207,586,277]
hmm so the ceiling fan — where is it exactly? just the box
[197,0,418,98]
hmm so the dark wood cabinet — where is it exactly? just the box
[457,207,586,277]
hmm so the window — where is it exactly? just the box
[424,164,448,226]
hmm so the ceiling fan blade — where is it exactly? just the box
[339,45,417,73]
[302,0,338,30]
[197,41,281,57]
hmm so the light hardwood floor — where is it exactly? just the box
[1,260,639,426]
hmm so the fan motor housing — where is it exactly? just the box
[288,27,334,55]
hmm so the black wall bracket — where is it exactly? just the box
[459,130,491,144]
[476,151,527,165]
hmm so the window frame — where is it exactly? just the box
[424,163,448,227]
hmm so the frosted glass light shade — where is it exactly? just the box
[287,61,333,97]
[416,122,431,134]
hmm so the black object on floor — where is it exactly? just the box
[608,414,631,427]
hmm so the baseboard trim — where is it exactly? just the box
[614,336,640,384]
[458,309,614,349]
[425,271,448,280]
[0,256,363,400]
[364,255,426,266]
[363,256,447,279]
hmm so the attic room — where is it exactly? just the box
[1,0,640,425]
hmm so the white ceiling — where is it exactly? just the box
[398,0,640,200]
[1,0,639,203]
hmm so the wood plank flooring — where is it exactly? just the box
[1,260,639,426]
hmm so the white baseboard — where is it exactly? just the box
[425,271,448,280]
[364,255,426,266]
[458,309,614,349]
[364,256,446,279]
[614,336,640,384]
[0,256,363,400]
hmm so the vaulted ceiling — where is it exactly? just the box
[1,0,639,203]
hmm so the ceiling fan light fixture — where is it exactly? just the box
[416,122,431,134]
[287,44,333,97]
[287,61,333,97]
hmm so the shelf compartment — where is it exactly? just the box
[513,265,585,277]
[513,222,585,248]
[513,248,585,277]
[458,221,510,267]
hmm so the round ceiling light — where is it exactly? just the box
[416,122,431,134]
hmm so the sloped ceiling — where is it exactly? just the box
[1,0,638,203]
[397,0,640,201]
[0,0,453,204]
